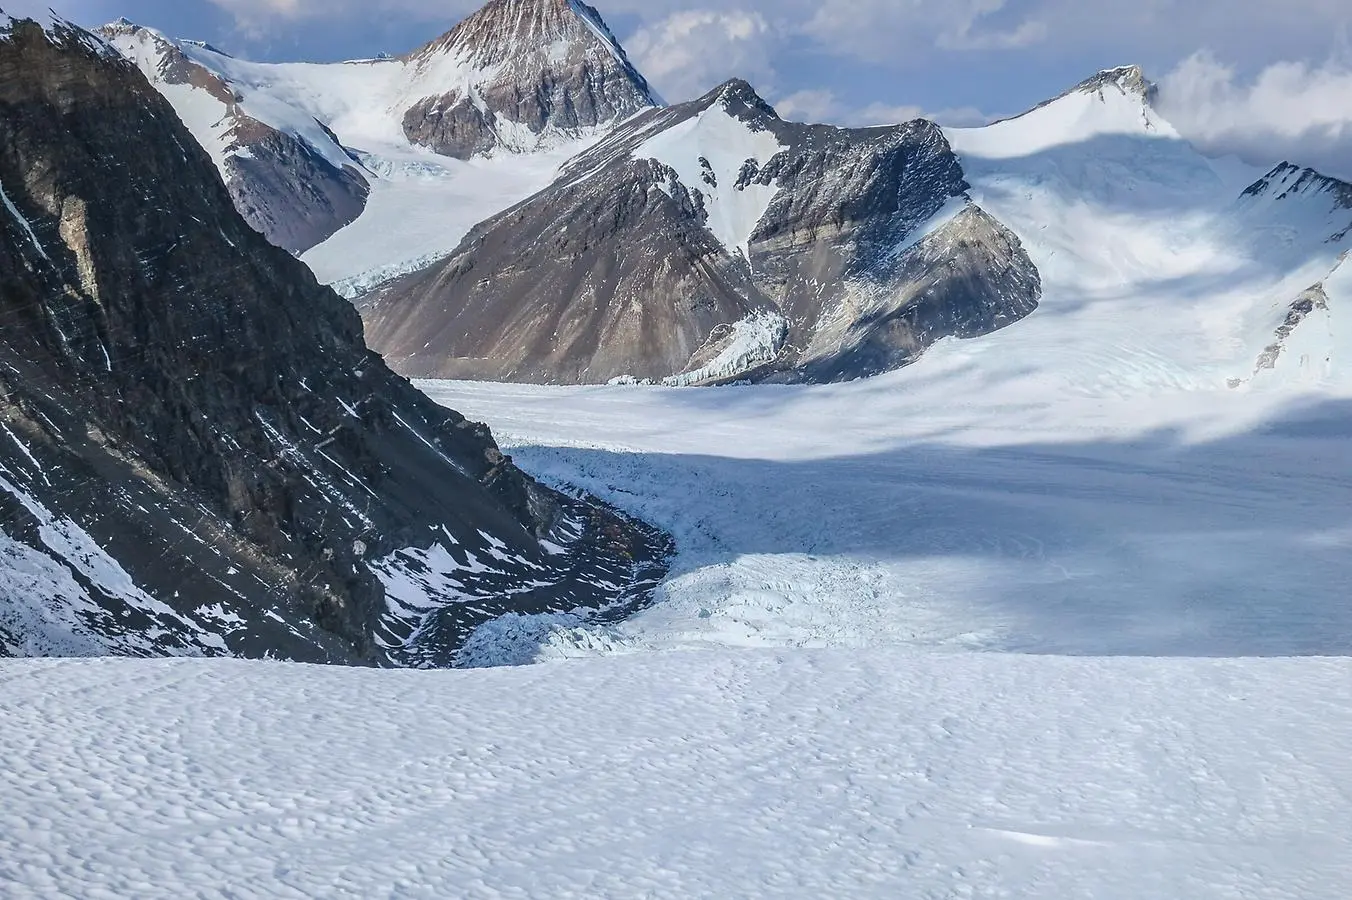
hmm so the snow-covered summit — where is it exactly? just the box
[1243,161,1352,211]
[950,64,1174,160]
[97,18,371,254]
[1070,64,1155,102]
[397,0,659,158]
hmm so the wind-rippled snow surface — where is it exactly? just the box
[2,654,1350,898]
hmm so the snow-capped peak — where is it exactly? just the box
[1072,64,1155,102]
[1,7,120,58]
[404,0,658,105]
[948,63,1175,160]
[1243,161,1352,208]
[707,78,779,122]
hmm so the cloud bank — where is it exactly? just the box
[1158,53,1352,181]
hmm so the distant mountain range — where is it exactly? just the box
[101,0,1352,389]
[1,0,1350,660]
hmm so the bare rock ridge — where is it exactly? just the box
[362,78,1042,384]
[96,20,370,255]
[400,0,660,158]
[1243,161,1352,242]
[0,15,667,664]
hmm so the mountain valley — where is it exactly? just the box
[2,2,1352,896]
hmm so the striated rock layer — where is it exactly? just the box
[364,79,1041,384]
[0,15,667,664]
[400,0,659,158]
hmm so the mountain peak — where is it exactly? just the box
[399,0,659,158]
[1243,161,1352,210]
[1073,64,1154,102]
[408,0,650,95]
[2,9,120,59]
[704,78,779,121]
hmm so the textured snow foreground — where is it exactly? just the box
[2,654,1350,898]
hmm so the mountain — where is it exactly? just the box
[98,0,659,260]
[98,19,370,255]
[361,79,1042,384]
[944,62,1352,393]
[0,13,667,664]
[399,0,660,159]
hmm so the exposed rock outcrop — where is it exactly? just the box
[364,79,1041,384]
[399,0,659,158]
[0,15,667,664]
[97,20,370,254]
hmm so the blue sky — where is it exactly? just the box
[7,0,1352,178]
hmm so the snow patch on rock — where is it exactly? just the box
[633,102,785,259]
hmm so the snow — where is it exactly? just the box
[953,69,1178,160]
[632,100,785,260]
[946,71,1352,399]
[0,177,49,262]
[302,143,582,289]
[1,654,1350,897]
[0,465,226,656]
[661,309,787,386]
[411,85,1352,660]
[102,25,361,193]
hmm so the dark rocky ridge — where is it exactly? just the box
[96,20,370,254]
[400,0,659,159]
[0,16,666,663]
[1243,161,1352,242]
[364,79,1041,383]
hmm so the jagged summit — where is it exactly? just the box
[1073,64,1154,100]
[995,63,1157,125]
[1244,161,1352,205]
[410,0,643,79]
[704,78,779,119]
[2,8,119,57]
[398,0,659,157]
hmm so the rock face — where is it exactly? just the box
[96,2,659,254]
[0,15,667,664]
[363,80,1041,383]
[399,0,659,158]
[97,20,370,254]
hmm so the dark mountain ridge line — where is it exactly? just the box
[362,76,1041,385]
[0,14,668,664]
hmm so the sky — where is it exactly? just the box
[5,0,1352,179]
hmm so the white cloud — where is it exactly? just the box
[775,88,989,128]
[936,18,1046,51]
[205,0,474,27]
[624,10,776,102]
[802,0,1045,62]
[774,89,839,122]
[1157,52,1352,181]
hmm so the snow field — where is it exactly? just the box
[2,653,1350,898]
[302,144,582,289]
